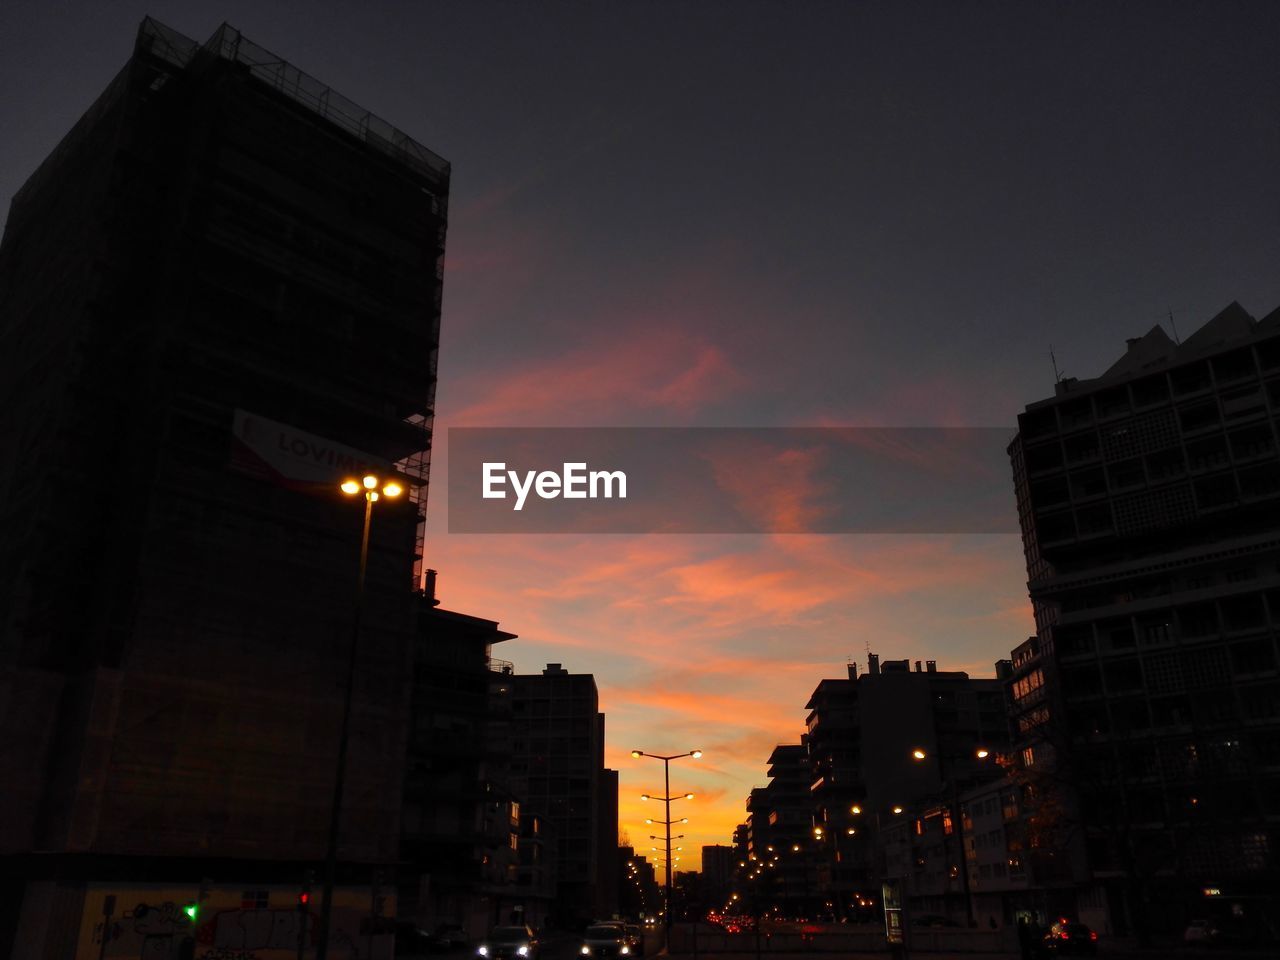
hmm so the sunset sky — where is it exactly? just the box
[4,0,1279,868]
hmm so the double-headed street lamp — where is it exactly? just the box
[633,749,702,949]
[316,473,403,960]
[910,746,992,928]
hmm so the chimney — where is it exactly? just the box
[543,663,565,675]
[424,568,440,606]
[926,660,936,673]
[868,653,880,676]
[914,660,922,672]
[847,662,858,680]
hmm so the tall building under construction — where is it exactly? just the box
[0,18,449,956]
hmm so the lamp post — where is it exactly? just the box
[910,747,991,928]
[850,803,910,958]
[633,749,701,951]
[316,474,404,960]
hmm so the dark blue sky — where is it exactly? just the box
[4,1,1278,429]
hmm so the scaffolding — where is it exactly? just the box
[137,17,451,186]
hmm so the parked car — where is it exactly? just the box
[431,924,469,951]
[1042,919,1098,955]
[477,925,539,960]
[580,923,639,957]
[1184,919,1222,945]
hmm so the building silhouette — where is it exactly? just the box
[405,588,526,935]
[805,656,1009,921]
[505,664,617,923]
[700,844,735,908]
[729,656,1009,924]
[1008,302,1280,938]
[0,17,448,956]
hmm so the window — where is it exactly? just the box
[1013,669,1044,703]
[1017,706,1050,734]
[1002,793,1019,820]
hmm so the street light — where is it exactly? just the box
[910,745,992,927]
[316,473,403,960]
[632,749,702,951]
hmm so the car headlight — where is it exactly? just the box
[518,948,529,956]
[621,948,630,956]
[478,947,489,956]
[581,947,591,956]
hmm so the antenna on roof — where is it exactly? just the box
[1050,345,1064,384]
[1168,308,1180,344]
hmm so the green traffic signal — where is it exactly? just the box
[184,903,198,922]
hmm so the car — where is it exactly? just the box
[1184,919,1221,945]
[476,926,539,960]
[580,923,639,958]
[1041,919,1098,955]
[431,924,469,951]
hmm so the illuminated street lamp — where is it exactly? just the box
[910,745,993,927]
[632,749,702,950]
[316,473,403,960]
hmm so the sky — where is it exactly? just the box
[4,0,1280,870]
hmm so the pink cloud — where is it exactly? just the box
[445,328,745,427]
[700,440,836,533]
[421,529,1033,870]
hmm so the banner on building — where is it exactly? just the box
[231,409,394,491]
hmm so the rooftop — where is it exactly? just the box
[1038,300,1280,407]
[138,17,450,183]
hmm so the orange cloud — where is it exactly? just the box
[421,527,1036,871]
[699,440,836,533]
[445,327,745,427]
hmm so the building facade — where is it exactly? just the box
[0,17,449,958]
[505,664,615,924]
[805,656,1010,921]
[1009,303,1280,939]
[402,593,523,936]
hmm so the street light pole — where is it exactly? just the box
[317,474,403,960]
[910,747,990,929]
[633,749,701,953]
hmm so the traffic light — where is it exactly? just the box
[298,870,314,912]
[185,877,212,923]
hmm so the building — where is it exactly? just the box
[401,587,522,936]
[1008,302,1280,938]
[805,656,1010,921]
[700,845,735,910]
[620,848,660,921]
[0,17,449,957]
[505,664,615,924]
[760,744,819,918]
